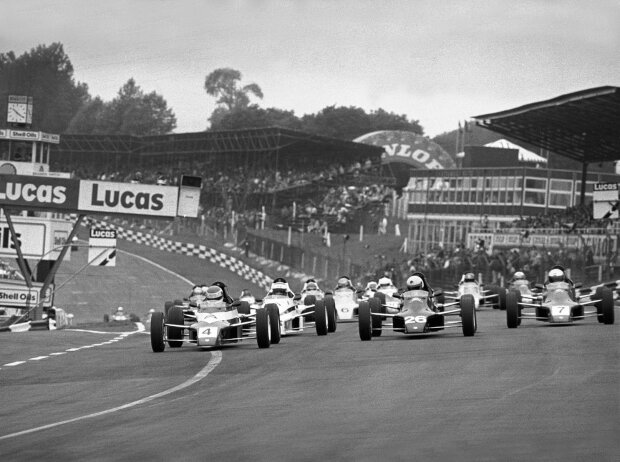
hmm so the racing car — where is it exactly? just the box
[300,279,337,332]
[250,278,333,337]
[443,273,499,310]
[505,267,615,327]
[103,306,139,324]
[150,285,276,351]
[373,277,402,314]
[359,273,476,340]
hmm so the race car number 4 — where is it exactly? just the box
[200,327,218,337]
[405,316,426,323]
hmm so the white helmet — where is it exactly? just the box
[548,268,565,283]
[270,281,290,295]
[513,271,526,280]
[378,277,392,288]
[337,277,352,288]
[205,286,223,300]
[117,306,124,312]
[192,286,203,296]
[406,275,424,290]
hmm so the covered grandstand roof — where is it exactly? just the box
[484,139,547,163]
[473,86,620,164]
[57,126,382,159]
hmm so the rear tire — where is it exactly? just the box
[164,301,173,317]
[266,304,281,344]
[460,294,476,336]
[596,287,614,325]
[150,312,165,352]
[303,295,316,322]
[237,301,251,315]
[256,308,271,348]
[167,306,184,348]
[506,290,519,328]
[498,287,507,310]
[314,299,328,336]
[370,296,383,337]
[358,301,372,341]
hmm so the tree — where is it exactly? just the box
[0,43,89,133]
[68,79,176,135]
[300,106,424,140]
[209,104,302,131]
[204,68,263,112]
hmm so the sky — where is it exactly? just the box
[2,0,619,137]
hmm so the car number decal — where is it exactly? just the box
[405,316,426,323]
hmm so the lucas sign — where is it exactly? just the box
[78,181,179,217]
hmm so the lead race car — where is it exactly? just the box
[251,278,332,337]
[150,284,276,351]
[443,272,499,310]
[358,273,476,340]
[505,267,615,328]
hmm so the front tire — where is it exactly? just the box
[314,299,328,336]
[460,294,476,336]
[256,308,271,348]
[370,296,383,337]
[326,298,337,333]
[506,290,520,328]
[167,306,184,348]
[358,301,372,341]
[266,304,281,344]
[150,312,165,352]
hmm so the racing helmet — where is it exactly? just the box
[547,268,565,283]
[337,276,352,288]
[240,289,252,298]
[116,306,124,312]
[201,285,209,295]
[463,272,476,282]
[378,277,392,288]
[205,286,224,300]
[270,280,290,295]
[306,281,319,291]
[406,275,424,290]
[191,286,203,296]
[366,281,378,291]
[513,271,526,281]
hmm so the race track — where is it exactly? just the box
[1,244,618,461]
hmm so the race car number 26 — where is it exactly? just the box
[405,316,426,323]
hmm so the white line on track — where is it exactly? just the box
[0,350,222,441]
[29,356,49,361]
[4,361,26,367]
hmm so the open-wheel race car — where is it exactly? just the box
[300,278,336,332]
[252,277,335,337]
[506,267,615,328]
[443,273,500,310]
[103,306,139,324]
[358,273,477,340]
[150,284,277,352]
[373,277,402,314]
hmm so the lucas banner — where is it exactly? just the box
[78,180,179,217]
[0,175,182,218]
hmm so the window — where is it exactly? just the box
[523,177,547,207]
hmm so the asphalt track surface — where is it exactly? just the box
[1,242,618,461]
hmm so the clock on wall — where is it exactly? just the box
[7,101,28,124]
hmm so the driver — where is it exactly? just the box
[545,265,573,285]
[459,272,477,284]
[377,277,394,291]
[201,285,227,312]
[365,281,378,292]
[189,285,204,303]
[302,278,320,292]
[335,276,354,290]
[404,272,435,309]
[512,271,527,282]
[269,278,295,298]
[211,281,234,304]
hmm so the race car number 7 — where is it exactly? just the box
[405,316,426,323]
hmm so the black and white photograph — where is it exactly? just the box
[1,1,619,460]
